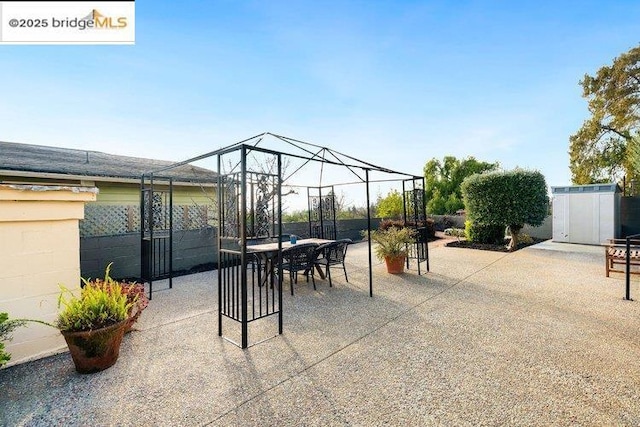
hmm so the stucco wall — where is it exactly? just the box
[0,175,216,207]
[522,215,552,240]
[94,181,215,206]
[0,184,96,367]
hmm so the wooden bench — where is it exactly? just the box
[605,239,640,277]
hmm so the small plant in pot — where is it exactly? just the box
[364,226,416,274]
[57,279,136,374]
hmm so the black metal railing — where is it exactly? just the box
[140,178,173,300]
[218,249,280,323]
[625,233,640,301]
[402,178,429,275]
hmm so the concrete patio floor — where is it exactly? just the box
[2,240,640,426]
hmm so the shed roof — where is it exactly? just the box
[0,141,216,183]
[551,183,621,194]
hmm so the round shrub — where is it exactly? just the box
[461,169,548,250]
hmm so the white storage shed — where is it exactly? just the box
[552,183,621,245]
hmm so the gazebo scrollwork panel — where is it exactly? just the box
[308,186,337,240]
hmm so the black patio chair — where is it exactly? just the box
[281,243,318,295]
[313,239,352,287]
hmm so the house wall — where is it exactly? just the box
[0,184,97,367]
[94,182,215,206]
[0,176,216,208]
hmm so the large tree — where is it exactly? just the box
[570,44,640,184]
[424,156,499,215]
[376,189,403,219]
[630,135,640,180]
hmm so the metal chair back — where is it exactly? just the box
[282,243,318,273]
[325,239,351,265]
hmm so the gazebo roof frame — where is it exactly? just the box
[145,132,422,183]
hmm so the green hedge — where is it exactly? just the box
[464,220,505,244]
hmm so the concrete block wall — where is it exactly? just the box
[0,184,97,367]
[79,219,377,282]
[79,214,553,285]
[81,228,217,281]
[81,233,140,280]
[173,228,217,272]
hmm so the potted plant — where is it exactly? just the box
[0,264,144,373]
[365,226,416,274]
[56,278,135,374]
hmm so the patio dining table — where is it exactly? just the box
[247,238,335,284]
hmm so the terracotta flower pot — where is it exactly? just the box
[384,255,406,274]
[61,320,127,374]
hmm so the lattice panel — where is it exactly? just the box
[80,204,212,237]
[81,205,131,237]
[180,205,210,230]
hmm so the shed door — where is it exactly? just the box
[552,195,568,242]
[569,193,595,244]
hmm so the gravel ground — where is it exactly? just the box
[2,240,640,426]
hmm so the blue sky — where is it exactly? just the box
[2,1,639,203]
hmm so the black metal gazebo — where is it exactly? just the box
[141,132,428,348]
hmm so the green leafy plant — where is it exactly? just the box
[464,220,505,245]
[1,313,25,367]
[57,282,133,332]
[518,233,534,245]
[376,190,404,218]
[444,227,465,238]
[1,263,143,368]
[364,227,417,261]
[569,44,640,184]
[379,218,435,238]
[1,313,53,368]
[424,156,499,215]
[84,263,148,329]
